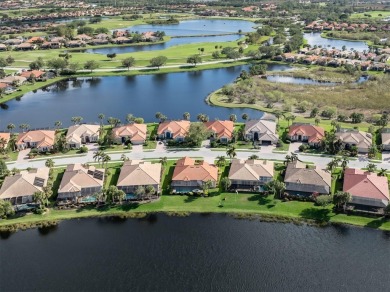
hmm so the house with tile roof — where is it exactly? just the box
[287,123,325,146]
[171,157,218,192]
[157,120,190,142]
[343,168,389,208]
[117,160,162,198]
[66,124,100,148]
[16,130,56,152]
[204,120,234,143]
[335,129,372,153]
[0,167,50,205]
[0,132,10,149]
[381,128,390,151]
[245,119,279,145]
[284,161,331,196]
[57,164,105,202]
[113,123,147,145]
[19,70,45,79]
[228,159,274,191]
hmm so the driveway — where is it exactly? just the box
[288,142,302,154]
[259,145,275,154]
[16,149,30,162]
[382,151,390,163]
[154,141,166,153]
[132,145,143,153]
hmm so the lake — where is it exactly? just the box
[303,32,369,52]
[1,214,389,291]
[0,64,293,129]
[85,19,255,55]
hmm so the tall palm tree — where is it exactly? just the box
[341,156,349,171]
[98,113,105,126]
[183,112,190,121]
[121,154,129,162]
[7,123,15,134]
[102,153,111,170]
[216,155,226,167]
[226,145,236,159]
[202,180,213,195]
[93,150,103,166]
[45,159,54,168]
[159,157,168,168]
[54,121,62,130]
[378,168,387,177]
[0,138,7,154]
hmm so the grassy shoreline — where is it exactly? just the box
[1,196,389,232]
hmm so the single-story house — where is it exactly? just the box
[343,168,389,208]
[15,42,37,50]
[0,167,50,205]
[284,161,331,196]
[171,157,218,193]
[228,159,274,191]
[116,160,162,198]
[245,119,279,145]
[4,38,23,46]
[287,123,325,146]
[157,120,190,142]
[0,44,7,51]
[204,120,234,143]
[381,129,390,151]
[19,70,46,80]
[57,164,105,202]
[335,130,372,153]
[16,130,56,152]
[66,124,100,148]
[0,76,27,86]
[0,132,10,149]
[0,83,16,94]
[113,123,147,145]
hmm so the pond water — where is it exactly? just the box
[266,75,369,85]
[1,214,389,291]
[84,19,255,55]
[303,32,369,52]
[0,64,292,128]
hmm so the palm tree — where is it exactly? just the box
[183,112,190,121]
[33,191,47,207]
[8,134,17,151]
[315,118,320,126]
[98,113,105,126]
[126,113,134,123]
[326,157,340,172]
[241,113,249,121]
[159,157,168,168]
[7,123,15,134]
[71,116,83,125]
[19,123,30,133]
[265,180,286,199]
[273,110,282,123]
[0,138,7,154]
[93,150,103,166]
[202,180,213,195]
[366,163,377,173]
[216,155,227,167]
[45,159,54,168]
[102,153,111,170]
[220,177,231,191]
[341,156,349,171]
[226,145,236,159]
[145,185,156,199]
[54,121,62,131]
[248,154,259,160]
[121,154,129,162]
[378,168,387,176]
[135,185,146,200]
[333,191,352,211]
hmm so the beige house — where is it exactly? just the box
[228,159,274,191]
[0,76,27,86]
[66,124,100,148]
[157,120,190,141]
[0,168,50,205]
[16,130,56,152]
[381,129,390,151]
[245,120,279,145]
[336,129,372,153]
[171,157,218,192]
[57,164,105,202]
[117,160,162,198]
[284,161,331,196]
[113,124,147,145]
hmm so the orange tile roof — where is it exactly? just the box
[17,130,55,148]
[157,120,190,139]
[113,123,147,143]
[204,120,234,139]
[20,70,45,78]
[172,157,218,182]
[288,124,325,143]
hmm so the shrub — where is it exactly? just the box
[298,144,308,152]
[315,195,332,206]
[79,146,88,153]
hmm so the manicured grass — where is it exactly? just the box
[350,10,390,19]
[143,141,157,150]
[2,192,390,230]
[1,151,19,162]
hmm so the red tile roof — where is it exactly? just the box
[343,168,389,202]
[288,124,325,143]
[172,157,218,182]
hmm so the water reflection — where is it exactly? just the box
[37,224,58,236]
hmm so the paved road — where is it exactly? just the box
[7,143,384,171]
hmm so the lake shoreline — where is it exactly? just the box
[0,206,388,233]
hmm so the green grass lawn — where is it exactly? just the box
[350,10,390,19]
[143,141,157,150]
[1,151,19,162]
